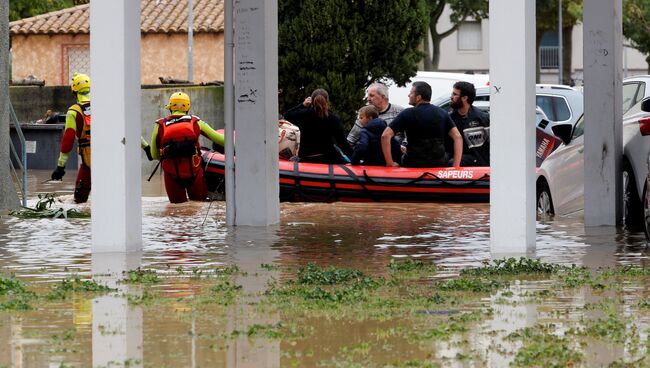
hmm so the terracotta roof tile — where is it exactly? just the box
[10,0,224,35]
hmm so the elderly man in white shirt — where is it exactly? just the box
[347,82,404,149]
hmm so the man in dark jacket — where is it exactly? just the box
[449,81,490,166]
[381,81,462,168]
[350,105,400,165]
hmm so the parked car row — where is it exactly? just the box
[536,75,650,233]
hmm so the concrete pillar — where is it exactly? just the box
[489,0,536,254]
[0,0,19,211]
[583,0,623,226]
[233,0,280,226]
[90,1,142,252]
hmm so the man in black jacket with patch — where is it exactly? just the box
[449,81,490,166]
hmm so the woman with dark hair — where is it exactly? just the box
[283,89,352,164]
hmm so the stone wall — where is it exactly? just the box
[9,85,224,172]
[11,33,224,86]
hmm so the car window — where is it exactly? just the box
[474,95,489,102]
[623,82,640,113]
[626,98,644,116]
[572,115,584,139]
[638,83,646,104]
[536,95,571,122]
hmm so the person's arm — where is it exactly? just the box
[381,127,398,167]
[350,130,369,165]
[449,127,463,167]
[57,109,79,168]
[150,124,161,160]
[141,136,153,161]
[198,120,225,147]
[347,120,363,148]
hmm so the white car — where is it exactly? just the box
[536,97,650,224]
[433,84,584,137]
[386,71,490,107]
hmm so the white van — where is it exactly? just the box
[385,71,490,108]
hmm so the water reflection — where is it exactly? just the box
[0,170,649,366]
[92,252,143,368]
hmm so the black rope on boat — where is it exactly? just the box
[362,170,490,187]
[289,160,338,202]
[336,164,380,202]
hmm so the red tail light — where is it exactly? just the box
[639,117,650,136]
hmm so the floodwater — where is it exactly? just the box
[0,170,649,367]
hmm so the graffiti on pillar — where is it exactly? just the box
[235,2,262,106]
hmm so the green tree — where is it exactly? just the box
[423,0,488,71]
[9,0,88,22]
[536,0,582,84]
[623,0,650,73]
[278,0,428,127]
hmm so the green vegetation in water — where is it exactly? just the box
[47,275,114,301]
[9,193,90,219]
[579,314,629,343]
[508,326,583,368]
[436,277,507,293]
[296,262,365,285]
[388,258,436,274]
[461,257,558,276]
[122,268,160,284]
[0,275,35,310]
[0,275,26,295]
[639,297,650,309]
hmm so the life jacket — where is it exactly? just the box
[69,103,91,167]
[156,115,202,184]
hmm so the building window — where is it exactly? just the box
[457,22,482,51]
[66,46,90,83]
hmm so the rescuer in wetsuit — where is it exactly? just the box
[150,92,224,203]
[50,73,93,203]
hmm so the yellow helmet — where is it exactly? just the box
[71,73,90,93]
[166,92,191,112]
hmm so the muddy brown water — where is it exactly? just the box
[0,170,649,367]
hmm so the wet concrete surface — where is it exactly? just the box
[0,170,649,367]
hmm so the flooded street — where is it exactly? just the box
[1,170,649,367]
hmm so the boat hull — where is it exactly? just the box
[202,150,490,203]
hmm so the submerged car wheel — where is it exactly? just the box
[643,185,650,241]
[536,181,555,217]
[622,163,643,226]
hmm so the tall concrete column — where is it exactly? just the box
[489,0,536,254]
[0,0,19,211]
[233,0,280,226]
[583,0,623,227]
[90,1,142,252]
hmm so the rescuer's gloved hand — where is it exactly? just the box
[143,145,153,161]
[51,166,66,180]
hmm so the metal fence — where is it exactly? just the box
[540,46,559,69]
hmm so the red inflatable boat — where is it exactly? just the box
[202,150,490,202]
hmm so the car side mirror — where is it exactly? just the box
[551,123,573,145]
[641,98,650,113]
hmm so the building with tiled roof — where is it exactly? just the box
[10,0,225,85]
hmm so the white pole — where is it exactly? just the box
[558,0,563,84]
[233,0,279,226]
[188,0,193,82]
[583,0,623,226]
[90,0,142,252]
[225,0,235,225]
[489,0,536,255]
